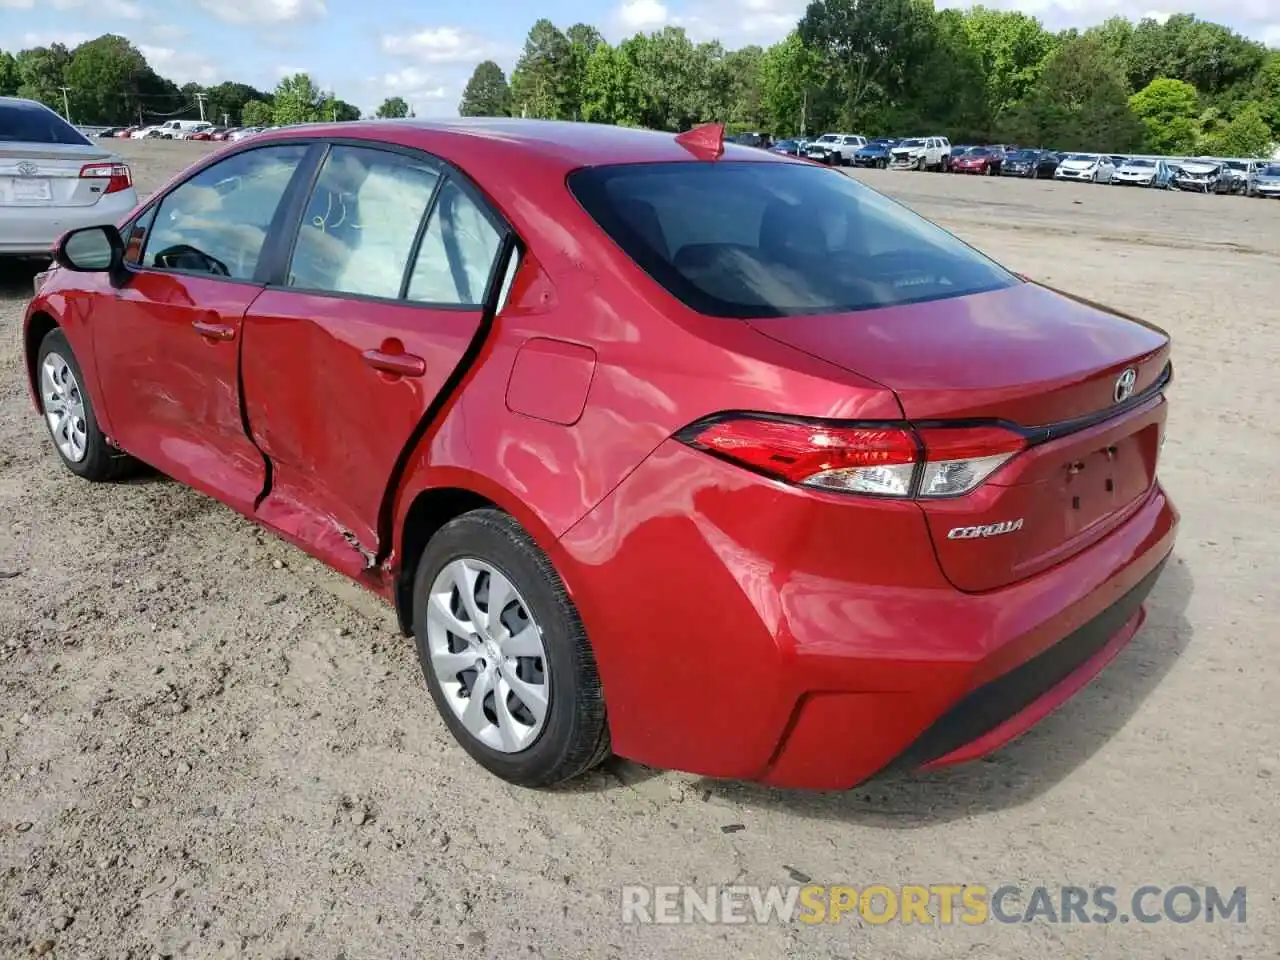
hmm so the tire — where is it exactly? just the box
[35,328,135,482]
[916,156,925,171]
[412,508,611,787]
[879,158,887,169]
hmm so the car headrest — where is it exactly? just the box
[615,198,668,261]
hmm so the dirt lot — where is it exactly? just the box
[2,138,1277,959]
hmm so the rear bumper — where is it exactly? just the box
[558,440,1178,790]
[0,190,137,255]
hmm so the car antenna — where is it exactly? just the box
[675,122,725,160]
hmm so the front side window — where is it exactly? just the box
[406,179,503,306]
[569,161,1018,319]
[142,144,308,280]
[287,145,441,298]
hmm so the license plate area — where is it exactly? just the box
[1057,426,1158,536]
[3,177,53,203]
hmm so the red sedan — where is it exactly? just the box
[23,119,1177,789]
[953,145,1004,175]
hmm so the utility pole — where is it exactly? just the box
[195,91,207,122]
[222,112,229,127]
[57,86,72,121]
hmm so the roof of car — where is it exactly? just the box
[260,117,789,170]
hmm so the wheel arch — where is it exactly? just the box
[24,310,59,411]
[390,470,568,637]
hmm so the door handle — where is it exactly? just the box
[192,319,236,342]
[363,349,426,377]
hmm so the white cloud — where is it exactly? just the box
[196,0,325,24]
[618,0,670,30]
[138,45,219,85]
[20,30,93,48]
[4,0,140,11]
[379,26,511,65]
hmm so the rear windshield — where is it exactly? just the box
[568,161,1018,319]
[0,102,92,145]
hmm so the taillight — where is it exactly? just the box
[79,162,132,195]
[677,415,1026,499]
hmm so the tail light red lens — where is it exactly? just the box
[679,416,1026,499]
[79,162,132,195]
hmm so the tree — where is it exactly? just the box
[724,46,766,130]
[760,31,828,136]
[204,81,272,126]
[510,19,574,119]
[1001,35,1144,152]
[1199,101,1273,156]
[1129,77,1200,154]
[580,42,642,126]
[566,23,605,119]
[961,7,1057,117]
[0,52,19,97]
[1252,52,1280,139]
[271,72,324,125]
[241,99,274,127]
[798,0,936,128]
[459,61,512,117]
[14,44,73,111]
[375,96,410,118]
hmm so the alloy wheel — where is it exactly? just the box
[425,557,550,753]
[40,352,88,463]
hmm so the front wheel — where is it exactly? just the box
[36,329,135,482]
[412,509,611,787]
[916,156,925,171]
[878,158,887,169]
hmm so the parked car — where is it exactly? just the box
[728,131,772,149]
[21,118,1178,791]
[1112,157,1173,188]
[212,128,239,142]
[1248,161,1280,198]
[804,132,866,165]
[0,96,138,258]
[1218,160,1254,195]
[851,138,896,168]
[1001,148,1059,179]
[889,136,951,171]
[1171,160,1223,193]
[227,127,263,142]
[1054,153,1115,183]
[951,145,1003,175]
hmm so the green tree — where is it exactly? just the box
[0,51,19,97]
[15,44,72,111]
[1001,34,1144,152]
[510,19,574,119]
[961,7,1057,116]
[1251,52,1280,139]
[1129,77,1200,154]
[204,81,272,126]
[241,99,274,127]
[1199,101,1272,156]
[580,42,642,126]
[375,96,410,118]
[894,8,991,142]
[565,23,604,118]
[63,36,157,124]
[272,72,325,125]
[798,0,935,128]
[459,61,512,117]
[724,45,766,130]
[760,31,827,136]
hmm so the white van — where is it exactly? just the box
[130,120,212,140]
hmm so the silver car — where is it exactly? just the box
[1251,162,1280,198]
[1,96,139,258]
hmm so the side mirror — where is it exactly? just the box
[54,224,124,274]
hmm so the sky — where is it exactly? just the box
[2,0,1277,117]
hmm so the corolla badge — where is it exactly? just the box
[947,519,1024,540]
[16,161,39,177]
[1113,367,1138,403]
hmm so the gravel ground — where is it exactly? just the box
[2,138,1277,959]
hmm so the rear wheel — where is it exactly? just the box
[412,509,610,787]
[35,329,135,482]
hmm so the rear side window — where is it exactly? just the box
[406,179,503,306]
[287,145,441,298]
[569,161,1018,319]
[0,101,91,145]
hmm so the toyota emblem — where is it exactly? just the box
[16,161,39,177]
[1113,368,1137,403]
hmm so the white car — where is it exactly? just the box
[228,127,264,142]
[804,133,866,165]
[1112,157,1170,188]
[1053,153,1115,183]
[888,136,952,171]
[0,96,139,258]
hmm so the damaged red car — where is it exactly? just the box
[23,119,1177,790]
[952,145,1005,175]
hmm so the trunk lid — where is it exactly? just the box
[0,143,117,208]
[746,281,1171,591]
